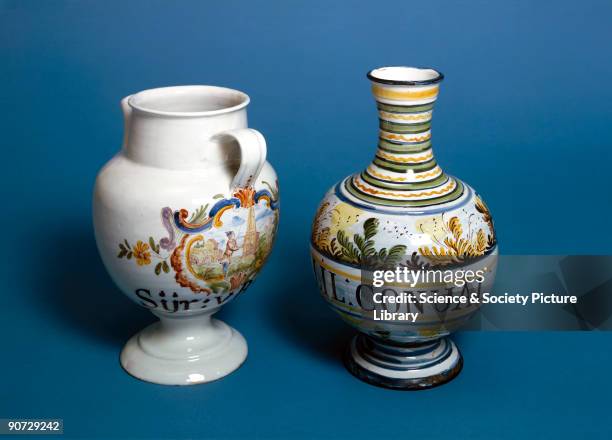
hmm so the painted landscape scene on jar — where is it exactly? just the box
[117,183,279,295]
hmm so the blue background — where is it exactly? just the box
[2,0,611,438]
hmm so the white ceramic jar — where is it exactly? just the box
[93,86,279,385]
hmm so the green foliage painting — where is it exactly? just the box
[335,218,406,268]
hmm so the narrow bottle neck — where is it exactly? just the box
[345,82,464,208]
[373,99,438,179]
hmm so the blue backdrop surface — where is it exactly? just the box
[1,0,611,438]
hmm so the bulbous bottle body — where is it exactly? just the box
[310,67,497,389]
[311,177,497,342]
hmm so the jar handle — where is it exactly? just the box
[213,128,267,190]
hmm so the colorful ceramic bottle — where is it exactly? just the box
[94,85,279,385]
[311,67,497,389]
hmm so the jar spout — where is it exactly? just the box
[121,95,132,149]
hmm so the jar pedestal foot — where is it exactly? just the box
[344,335,462,390]
[120,312,247,385]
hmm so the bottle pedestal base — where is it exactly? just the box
[120,313,247,385]
[344,335,462,390]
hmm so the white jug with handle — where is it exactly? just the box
[93,85,279,385]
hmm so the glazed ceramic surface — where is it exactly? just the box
[93,86,279,385]
[311,67,497,389]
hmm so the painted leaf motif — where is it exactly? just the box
[187,204,210,225]
[363,218,379,241]
[337,230,360,263]
[386,245,407,265]
[328,238,342,258]
[363,241,376,257]
[378,248,387,260]
[353,234,365,253]
[448,217,462,240]
[476,229,487,252]
[149,237,156,253]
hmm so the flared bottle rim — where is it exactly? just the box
[367,66,444,86]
